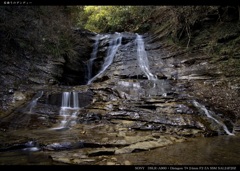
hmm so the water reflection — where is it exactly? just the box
[116,134,240,165]
[0,135,239,165]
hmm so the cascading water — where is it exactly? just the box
[136,34,158,81]
[61,92,79,109]
[61,92,70,109]
[87,32,122,84]
[192,100,235,136]
[136,34,167,96]
[53,91,80,130]
[72,92,79,109]
[25,91,44,113]
[87,34,100,81]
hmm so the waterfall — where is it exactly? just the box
[26,91,43,113]
[52,91,80,130]
[61,92,70,109]
[136,34,158,81]
[136,34,168,96]
[87,32,122,84]
[72,92,79,109]
[87,34,100,81]
[61,92,79,109]
[192,100,234,136]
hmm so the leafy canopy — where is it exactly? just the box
[77,6,154,33]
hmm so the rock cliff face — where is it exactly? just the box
[147,6,240,131]
[0,29,93,113]
[0,29,239,164]
[0,6,240,165]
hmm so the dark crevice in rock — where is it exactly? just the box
[119,75,148,80]
[88,150,115,157]
[58,56,87,86]
[131,148,151,153]
[42,141,85,151]
[0,140,39,152]
[83,142,128,148]
[135,105,157,110]
[0,144,29,152]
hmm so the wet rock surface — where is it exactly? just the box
[0,29,93,113]
[0,32,239,165]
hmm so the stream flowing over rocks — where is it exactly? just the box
[0,30,239,165]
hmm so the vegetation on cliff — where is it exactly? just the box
[77,6,154,33]
[76,5,240,64]
[0,6,80,59]
[148,6,240,75]
[1,6,239,58]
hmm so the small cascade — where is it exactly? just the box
[25,91,44,114]
[72,91,79,109]
[61,92,70,109]
[61,92,79,109]
[87,32,122,84]
[87,34,100,81]
[52,91,80,130]
[136,34,168,96]
[192,100,235,136]
[136,34,158,81]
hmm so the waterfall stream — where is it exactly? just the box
[136,34,167,96]
[52,92,80,130]
[61,92,79,109]
[25,91,43,114]
[87,34,100,81]
[192,100,235,136]
[87,32,122,84]
[136,34,158,81]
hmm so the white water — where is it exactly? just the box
[87,33,122,84]
[52,92,80,130]
[26,91,44,113]
[136,34,168,96]
[61,92,79,109]
[61,92,70,108]
[192,100,234,136]
[72,92,79,109]
[87,34,100,81]
[136,34,158,81]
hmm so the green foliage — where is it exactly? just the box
[77,6,154,33]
